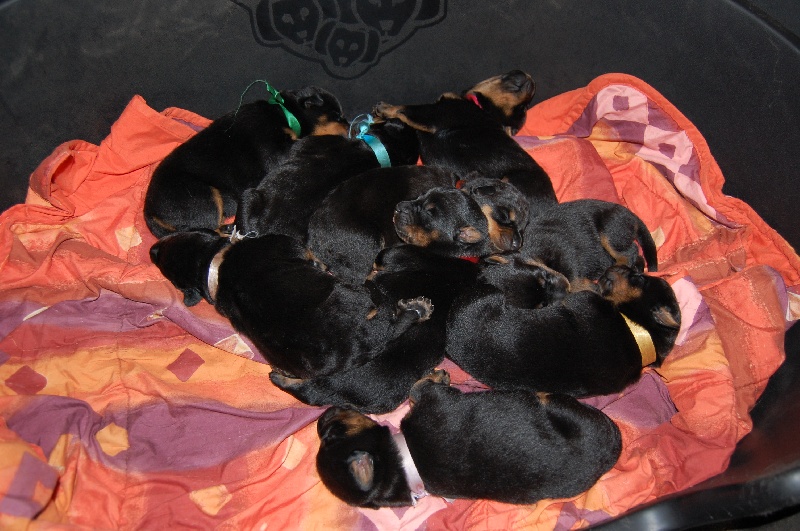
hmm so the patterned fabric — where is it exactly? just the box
[0,74,798,529]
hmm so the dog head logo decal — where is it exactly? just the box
[234,0,447,79]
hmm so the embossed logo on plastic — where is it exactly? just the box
[234,0,447,79]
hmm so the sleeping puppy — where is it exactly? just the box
[315,370,622,507]
[446,262,681,397]
[392,177,530,259]
[304,165,456,286]
[372,70,557,214]
[149,229,432,379]
[306,170,527,285]
[143,86,348,239]
[516,199,659,286]
[270,245,480,413]
[235,118,420,240]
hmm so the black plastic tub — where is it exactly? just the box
[1,1,798,528]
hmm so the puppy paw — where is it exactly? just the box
[526,261,571,303]
[426,368,451,386]
[269,371,304,389]
[372,101,401,120]
[409,369,451,406]
[397,296,434,322]
[536,391,550,405]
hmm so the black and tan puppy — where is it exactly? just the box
[144,86,348,239]
[234,118,420,240]
[306,170,526,285]
[149,229,432,379]
[393,177,530,259]
[305,165,455,285]
[372,70,557,214]
[315,371,622,507]
[446,262,681,397]
[517,199,659,286]
[270,245,480,413]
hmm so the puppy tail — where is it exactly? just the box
[636,221,659,273]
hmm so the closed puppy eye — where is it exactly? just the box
[424,202,438,214]
[494,207,511,224]
[471,185,496,196]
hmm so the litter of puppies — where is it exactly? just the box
[148,71,680,508]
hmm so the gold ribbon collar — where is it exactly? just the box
[620,313,657,367]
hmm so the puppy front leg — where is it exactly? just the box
[269,371,335,407]
[234,188,269,236]
[373,102,438,134]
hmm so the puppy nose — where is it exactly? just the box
[395,201,411,214]
[503,70,533,93]
[149,243,161,264]
[510,230,523,251]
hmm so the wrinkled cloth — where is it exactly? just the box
[0,73,798,530]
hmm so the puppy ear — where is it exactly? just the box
[301,93,326,109]
[317,407,345,440]
[653,306,681,330]
[457,226,483,244]
[348,451,375,491]
[149,243,162,265]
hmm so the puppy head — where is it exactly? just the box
[461,176,530,252]
[464,70,536,134]
[393,187,493,258]
[598,265,682,361]
[149,229,228,307]
[282,86,349,137]
[316,407,411,508]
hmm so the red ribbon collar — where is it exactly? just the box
[465,93,482,108]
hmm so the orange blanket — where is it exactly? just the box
[1,73,798,529]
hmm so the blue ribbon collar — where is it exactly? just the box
[349,114,391,168]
